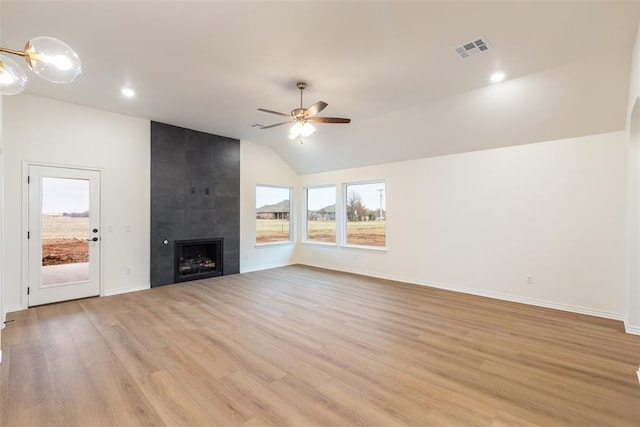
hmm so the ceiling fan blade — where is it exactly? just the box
[308,117,351,124]
[305,101,328,118]
[257,108,291,118]
[260,121,292,129]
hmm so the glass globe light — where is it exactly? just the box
[0,54,28,95]
[290,121,316,139]
[24,36,82,83]
[301,122,315,137]
[290,122,303,136]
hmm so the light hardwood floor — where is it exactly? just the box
[1,265,639,426]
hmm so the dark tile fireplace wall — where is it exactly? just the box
[151,121,240,287]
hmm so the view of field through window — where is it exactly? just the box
[42,177,90,266]
[257,182,386,247]
[256,185,291,243]
[306,186,336,243]
[345,181,386,247]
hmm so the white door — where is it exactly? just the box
[28,165,101,306]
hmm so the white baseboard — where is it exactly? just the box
[4,304,26,314]
[624,321,640,336]
[103,284,150,297]
[299,262,625,322]
[240,262,294,274]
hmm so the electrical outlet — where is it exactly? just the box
[126,266,132,275]
[525,274,534,285]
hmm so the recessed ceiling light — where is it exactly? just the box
[121,87,135,98]
[490,72,506,83]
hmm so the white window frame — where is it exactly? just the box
[255,184,294,246]
[341,180,387,251]
[302,185,337,246]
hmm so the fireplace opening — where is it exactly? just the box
[174,238,223,283]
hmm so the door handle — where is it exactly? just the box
[87,237,99,242]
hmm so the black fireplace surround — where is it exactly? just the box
[174,238,223,283]
[151,121,240,287]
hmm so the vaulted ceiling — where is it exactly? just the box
[2,1,639,174]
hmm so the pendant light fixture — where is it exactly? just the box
[0,36,82,95]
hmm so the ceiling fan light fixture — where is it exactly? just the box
[289,121,315,138]
[290,121,303,135]
[301,122,315,137]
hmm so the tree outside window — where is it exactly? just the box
[344,181,386,247]
[305,186,336,243]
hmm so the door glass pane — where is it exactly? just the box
[41,177,90,286]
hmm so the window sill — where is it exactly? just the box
[340,244,387,253]
[255,241,294,248]
[301,241,338,248]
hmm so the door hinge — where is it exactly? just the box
[27,176,30,184]
[27,287,30,295]
[27,231,30,239]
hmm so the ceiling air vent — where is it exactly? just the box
[454,37,491,59]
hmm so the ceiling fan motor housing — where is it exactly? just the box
[291,107,306,119]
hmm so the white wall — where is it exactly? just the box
[626,24,640,335]
[298,132,627,319]
[0,1,4,357]
[1,96,630,326]
[3,95,150,312]
[240,140,297,273]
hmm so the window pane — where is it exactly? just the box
[256,185,291,243]
[345,182,386,247]
[305,186,336,243]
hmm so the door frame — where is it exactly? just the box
[21,161,104,309]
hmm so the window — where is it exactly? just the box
[255,185,292,244]
[344,181,386,248]
[304,185,336,244]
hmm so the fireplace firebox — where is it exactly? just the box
[174,238,223,283]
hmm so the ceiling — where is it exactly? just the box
[2,1,639,174]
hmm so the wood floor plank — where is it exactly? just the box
[90,359,166,427]
[222,325,334,388]
[1,264,639,426]
[45,344,117,426]
[135,369,218,426]
[146,346,249,425]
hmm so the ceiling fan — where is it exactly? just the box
[257,82,351,140]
